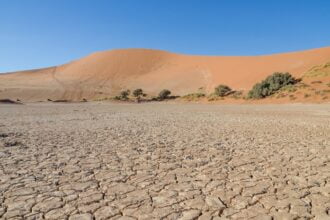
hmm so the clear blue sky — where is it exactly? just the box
[1,0,330,73]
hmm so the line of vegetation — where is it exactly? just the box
[112,88,176,102]
[96,72,309,102]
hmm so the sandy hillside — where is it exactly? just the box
[0,47,330,101]
[1,103,330,219]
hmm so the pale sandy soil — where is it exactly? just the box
[0,103,329,220]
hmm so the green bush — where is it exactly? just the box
[133,89,144,98]
[158,89,171,100]
[119,90,130,100]
[248,72,297,99]
[214,85,232,97]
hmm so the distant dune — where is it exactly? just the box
[1,47,330,101]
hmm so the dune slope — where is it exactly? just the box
[1,47,330,101]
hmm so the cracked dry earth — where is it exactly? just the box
[0,103,330,220]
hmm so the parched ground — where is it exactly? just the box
[0,103,329,220]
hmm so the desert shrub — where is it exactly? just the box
[311,80,322,84]
[248,72,297,99]
[327,82,330,87]
[132,89,144,98]
[119,90,130,100]
[158,89,171,100]
[214,85,232,97]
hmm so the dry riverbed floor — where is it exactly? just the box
[0,103,329,220]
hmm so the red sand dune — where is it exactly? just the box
[0,47,330,101]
